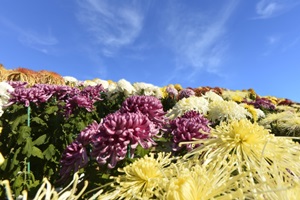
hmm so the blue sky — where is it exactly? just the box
[1,0,300,101]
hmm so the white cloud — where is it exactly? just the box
[0,17,58,54]
[163,0,238,82]
[77,0,144,56]
[255,0,300,19]
[267,35,280,45]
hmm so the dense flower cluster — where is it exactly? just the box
[2,66,300,199]
[168,111,211,151]
[120,95,166,129]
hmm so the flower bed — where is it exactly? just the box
[1,66,300,199]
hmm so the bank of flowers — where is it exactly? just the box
[0,65,300,199]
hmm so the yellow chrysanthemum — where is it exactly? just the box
[260,111,300,136]
[222,90,249,102]
[184,119,300,184]
[174,84,183,91]
[99,153,174,200]
[160,86,168,98]
[242,104,265,122]
[0,152,4,165]
[164,160,248,200]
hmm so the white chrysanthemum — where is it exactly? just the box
[133,82,163,99]
[63,76,78,83]
[117,79,136,96]
[222,89,249,102]
[0,81,14,116]
[208,100,251,122]
[83,80,98,86]
[166,96,209,119]
[92,78,109,89]
[203,90,224,102]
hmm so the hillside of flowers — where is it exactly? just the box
[1,64,300,199]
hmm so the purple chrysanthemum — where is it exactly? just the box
[8,87,53,107]
[6,81,28,88]
[120,95,166,129]
[178,88,195,100]
[169,110,210,152]
[246,97,276,110]
[63,84,105,116]
[59,141,88,183]
[91,112,158,168]
[166,86,178,98]
[77,121,101,146]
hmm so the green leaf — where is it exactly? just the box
[43,144,56,161]
[22,137,33,157]
[17,126,31,145]
[32,134,47,146]
[31,117,47,126]
[11,114,28,131]
[9,147,21,171]
[45,105,59,114]
[32,146,44,159]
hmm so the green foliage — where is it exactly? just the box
[0,96,103,198]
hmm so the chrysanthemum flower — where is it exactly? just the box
[166,96,209,119]
[0,152,4,165]
[242,103,265,122]
[245,97,276,110]
[164,160,249,200]
[0,81,14,116]
[222,89,249,102]
[98,153,174,200]
[184,119,300,186]
[91,112,159,168]
[77,121,101,146]
[178,88,195,100]
[133,82,163,99]
[202,90,224,102]
[259,110,300,136]
[165,85,179,99]
[116,79,136,96]
[120,95,166,129]
[59,141,88,183]
[208,100,251,122]
[169,111,210,152]
[63,76,78,85]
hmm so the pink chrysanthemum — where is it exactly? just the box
[178,88,195,100]
[91,112,158,168]
[59,141,88,183]
[169,111,211,151]
[76,121,101,146]
[120,95,166,129]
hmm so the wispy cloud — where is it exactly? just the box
[77,0,145,57]
[267,35,280,45]
[255,0,300,19]
[0,17,58,54]
[163,0,239,83]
